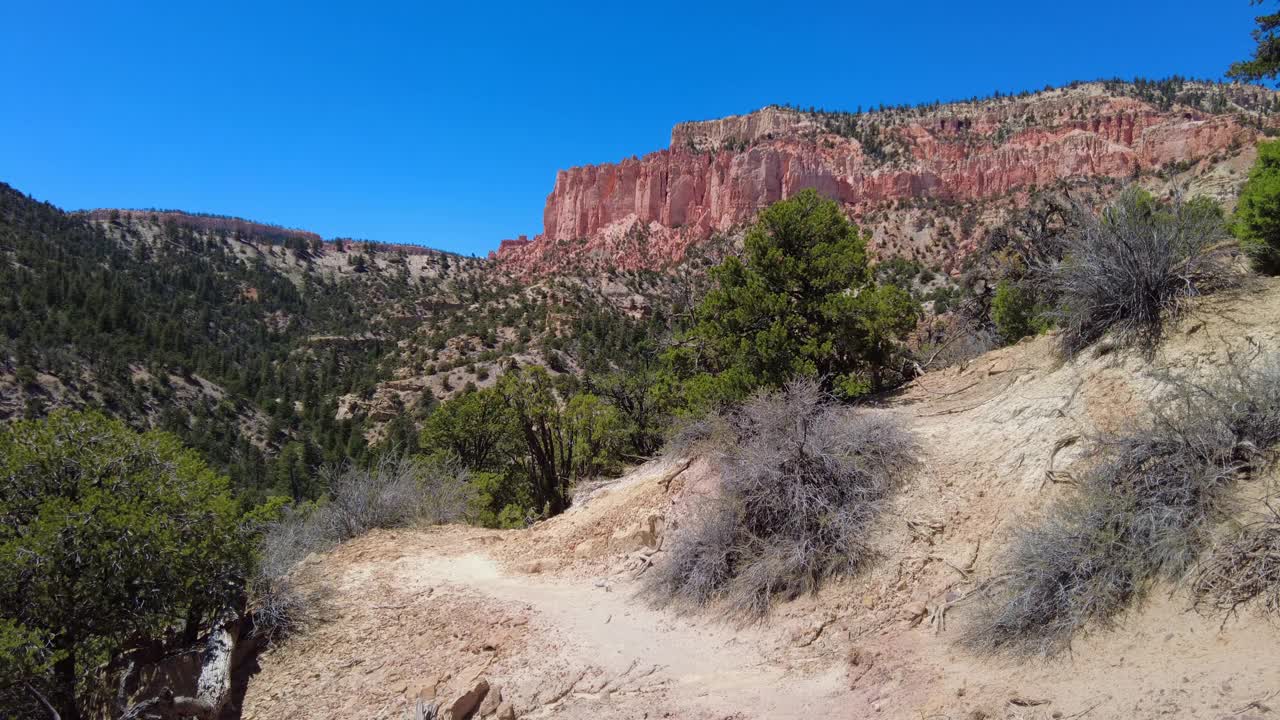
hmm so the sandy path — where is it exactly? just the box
[400,551,848,719]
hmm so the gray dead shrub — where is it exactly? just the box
[322,454,442,540]
[250,453,473,639]
[1041,187,1234,356]
[661,411,732,458]
[248,503,333,642]
[645,378,917,616]
[962,352,1280,656]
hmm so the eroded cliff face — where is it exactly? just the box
[496,82,1278,275]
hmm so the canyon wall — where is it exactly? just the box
[497,82,1277,275]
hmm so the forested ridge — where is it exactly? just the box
[0,183,437,501]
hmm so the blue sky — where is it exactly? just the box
[0,1,1266,255]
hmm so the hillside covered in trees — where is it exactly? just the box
[0,184,477,501]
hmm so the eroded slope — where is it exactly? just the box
[243,279,1280,720]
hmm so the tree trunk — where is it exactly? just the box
[53,636,81,720]
[180,602,204,646]
[118,613,236,720]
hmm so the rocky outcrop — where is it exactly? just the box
[486,236,532,260]
[496,82,1278,275]
[671,105,824,152]
[82,208,323,246]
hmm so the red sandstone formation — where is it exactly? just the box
[495,82,1277,275]
[488,235,532,260]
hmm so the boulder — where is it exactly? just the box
[608,514,662,553]
[404,673,442,701]
[477,683,502,716]
[442,678,489,720]
[902,601,929,625]
[480,630,508,652]
[573,537,607,558]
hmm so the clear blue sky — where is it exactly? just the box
[0,1,1266,255]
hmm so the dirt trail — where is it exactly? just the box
[241,518,852,720]
[401,552,847,719]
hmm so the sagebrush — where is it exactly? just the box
[645,378,917,616]
[962,352,1280,656]
[250,454,472,639]
[1041,187,1234,356]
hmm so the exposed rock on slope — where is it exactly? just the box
[82,209,324,247]
[242,281,1280,720]
[497,81,1279,274]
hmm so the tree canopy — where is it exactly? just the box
[1229,1,1280,83]
[1235,139,1280,274]
[672,189,919,404]
[0,411,249,720]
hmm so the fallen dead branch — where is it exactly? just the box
[1193,501,1280,619]
[1041,434,1080,488]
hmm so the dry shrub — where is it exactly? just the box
[250,573,320,644]
[1194,503,1280,617]
[962,352,1280,656]
[661,411,733,458]
[249,503,332,642]
[402,698,440,720]
[250,453,473,640]
[321,454,470,541]
[645,378,917,616]
[1042,187,1235,356]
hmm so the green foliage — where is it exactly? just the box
[924,285,962,315]
[272,441,323,501]
[466,470,531,529]
[0,618,51,694]
[420,387,514,471]
[1234,140,1280,274]
[874,257,925,290]
[419,369,625,521]
[991,280,1049,344]
[496,503,528,529]
[242,493,293,530]
[847,283,922,395]
[498,366,576,515]
[565,393,623,481]
[588,362,671,457]
[0,411,249,718]
[1228,2,1280,83]
[0,184,401,501]
[677,189,921,404]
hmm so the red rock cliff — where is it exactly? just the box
[497,82,1277,275]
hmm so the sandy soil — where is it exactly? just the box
[241,278,1280,720]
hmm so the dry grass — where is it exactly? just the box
[962,352,1280,656]
[645,378,917,617]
